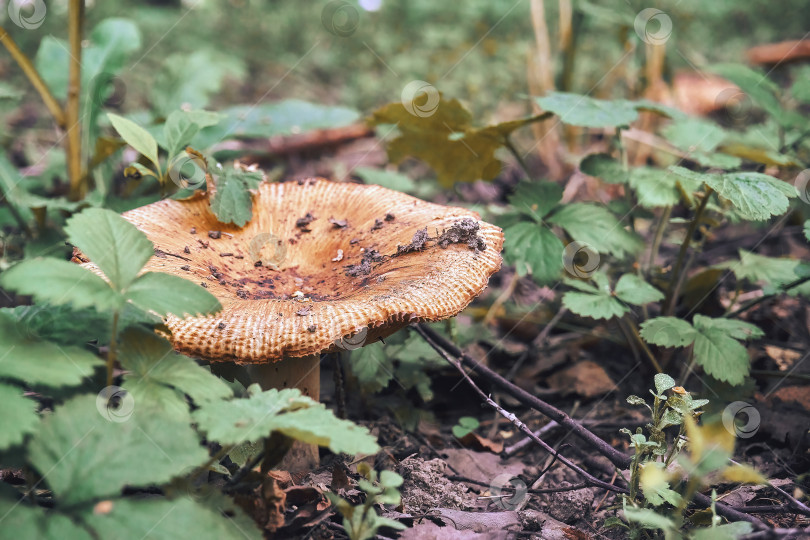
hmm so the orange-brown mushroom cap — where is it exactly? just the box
[82,178,503,363]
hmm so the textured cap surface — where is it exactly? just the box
[82,178,503,362]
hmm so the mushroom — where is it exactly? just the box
[78,178,503,469]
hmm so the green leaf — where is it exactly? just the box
[614,274,663,305]
[353,167,416,194]
[503,223,564,284]
[669,167,797,221]
[125,272,221,317]
[549,203,643,258]
[107,113,160,171]
[536,92,638,128]
[562,291,627,320]
[639,317,697,348]
[791,66,810,104]
[715,250,810,296]
[0,498,93,540]
[452,416,480,438]
[0,258,121,311]
[628,167,681,208]
[195,100,360,149]
[164,111,200,157]
[622,506,675,531]
[0,382,39,450]
[209,167,262,226]
[709,64,790,127]
[120,328,232,420]
[80,497,261,540]
[370,96,547,186]
[152,50,246,116]
[508,181,562,222]
[653,373,676,395]
[65,208,155,289]
[193,385,379,455]
[28,394,209,505]
[349,342,394,393]
[580,153,627,184]
[0,313,103,387]
[691,315,762,385]
[804,220,810,242]
[661,117,727,153]
[691,522,753,540]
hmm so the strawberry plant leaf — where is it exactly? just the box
[580,153,628,184]
[107,113,160,172]
[709,64,790,127]
[209,167,262,226]
[65,208,155,290]
[120,328,232,420]
[125,272,221,317]
[193,384,379,455]
[0,258,122,311]
[508,181,563,222]
[614,274,664,305]
[562,291,627,320]
[691,315,762,385]
[536,92,638,127]
[628,167,681,208]
[503,222,564,284]
[28,394,209,505]
[549,203,643,258]
[0,382,39,450]
[0,313,102,387]
[639,317,697,348]
[715,249,810,296]
[0,499,92,540]
[349,342,394,393]
[80,497,261,540]
[661,117,727,153]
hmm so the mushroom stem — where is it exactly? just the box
[247,354,321,472]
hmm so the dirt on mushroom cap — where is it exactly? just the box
[76,178,504,362]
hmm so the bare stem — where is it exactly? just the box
[107,310,120,387]
[66,0,85,200]
[0,26,66,127]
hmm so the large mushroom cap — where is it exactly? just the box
[82,178,503,362]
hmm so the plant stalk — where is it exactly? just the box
[66,0,85,200]
[0,27,66,128]
[107,310,120,387]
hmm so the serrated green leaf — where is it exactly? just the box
[209,168,262,227]
[350,342,394,393]
[28,394,209,505]
[65,208,155,290]
[120,327,232,419]
[580,153,627,184]
[508,181,563,222]
[614,274,663,305]
[0,498,93,540]
[654,373,676,395]
[691,316,760,385]
[0,383,39,450]
[503,223,564,284]
[193,385,379,455]
[107,113,160,170]
[716,250,810,296]
[661,117,727,153]
[628,167,680,207]
[0,258,122,311]
[639,317,697,348]
[709,64,789,127]
[353,167,416,194]
[536,92,639,127]
[549,203,643,258]
[693,315,763,341]
[80,497,262,540]
[0,313,103,387]
[125,272,221,317]
[562,291,627,320]
[691,522,753,540]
